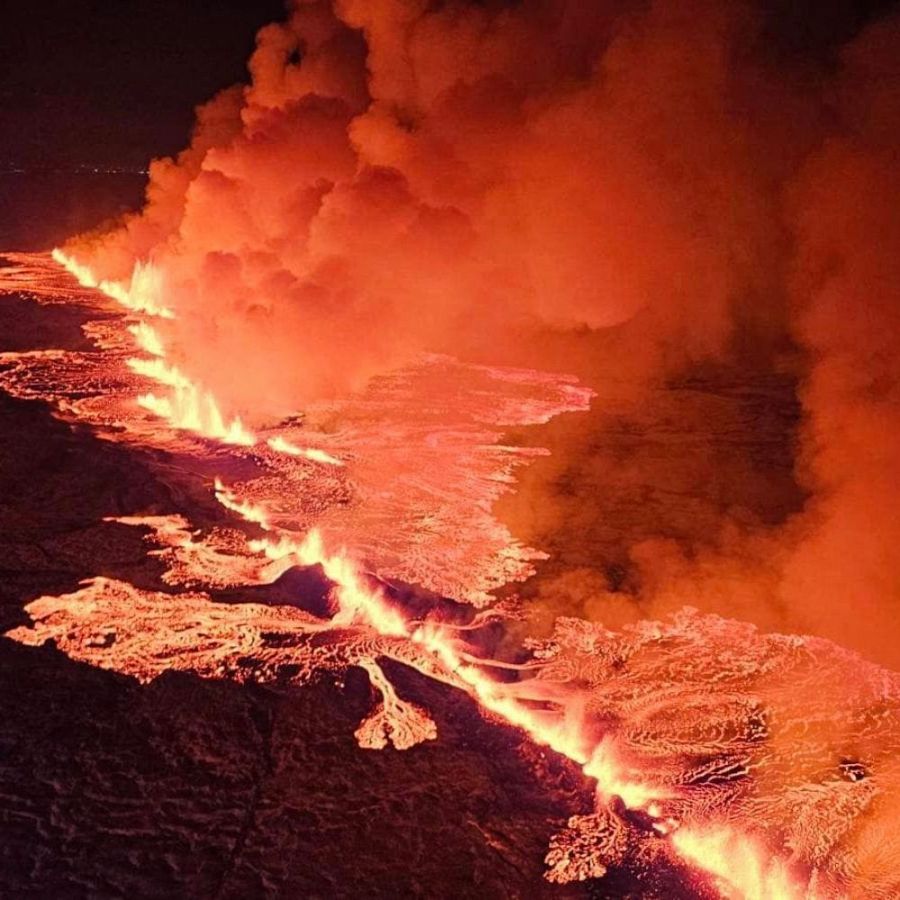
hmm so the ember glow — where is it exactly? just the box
[3,0,900,897]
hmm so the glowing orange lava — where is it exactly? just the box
[53,248,254,444]
[2,251,832,899]
[217,477,817,899]
[267,435,344,466]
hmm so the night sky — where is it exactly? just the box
[1,0,897,172]
[0,0,283,170]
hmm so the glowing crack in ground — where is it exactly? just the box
[3,252,900,897]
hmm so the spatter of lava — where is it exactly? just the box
[3,252,900,898]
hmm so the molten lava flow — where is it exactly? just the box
[49,248,99,290]
[105,515,271,588]
[127,346,256,444]
[672,828,808,900]
[354,658,438,750]
[53,248,255,446]
[222,479,616,780]
[214,477,820,898]
[134,379,255,447]
[53,250,360,460]
[266,435,343,466]
[227,479,591,756]
[2,254,586,604]
[52,249,175,319]
[2,252,860,897]
[127,321,165,357]
[214,478,275,531]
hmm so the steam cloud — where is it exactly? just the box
[65,0,899,665]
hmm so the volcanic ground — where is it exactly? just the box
[2,253,899,899]
[0,254,693,898]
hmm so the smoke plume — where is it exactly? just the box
[779,17,900,663]
[64,0,900,665]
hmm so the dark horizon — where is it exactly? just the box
[0,0,283,170]
[1,0,898,172]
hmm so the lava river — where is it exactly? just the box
[1,251,899,898]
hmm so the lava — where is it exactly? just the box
[52,248,174,318]
[127,320,165,357]
[54,247,254,444]
[53,248,355,456]
[6,252,894,898]
[266,435,343,466]
[218,477,824,899]
[672,829,808,900]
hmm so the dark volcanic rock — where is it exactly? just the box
[0,286,594,899]
[0,271,709,898]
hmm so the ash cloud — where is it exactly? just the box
[67,0,801,409]
[65,0,900,664]
[779,17,900,664]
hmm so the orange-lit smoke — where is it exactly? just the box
[62,0,805,418]
[525,13,900,670]
[60,1,900,665]
[778,18,900,666]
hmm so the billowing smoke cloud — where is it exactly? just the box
[67,0,801,410]
[779,17,900,663]
[65,1,900,665]
[496,8,900,667]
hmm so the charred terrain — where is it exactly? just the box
[2,252,899,899]
[0,257,696,897]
